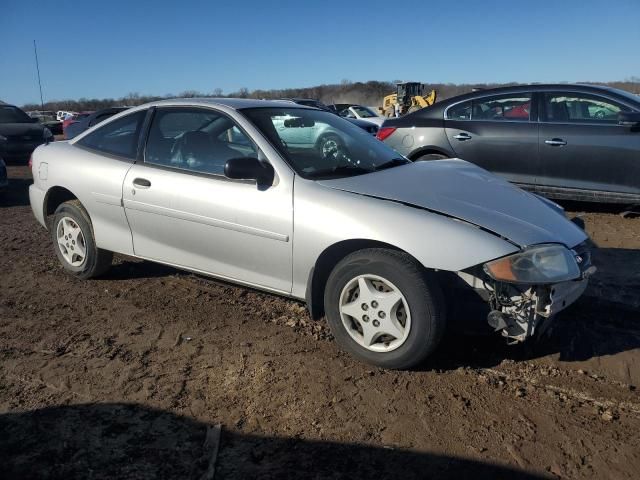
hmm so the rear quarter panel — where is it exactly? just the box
[31,142,135,255]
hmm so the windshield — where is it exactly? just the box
[242,107,408,179]
[352,106,377,118]
[0,106,32,123]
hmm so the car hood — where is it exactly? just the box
[317,159,587,248]
[0,123,46,136]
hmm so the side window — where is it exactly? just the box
[471,94,531,121]
[544,93,629,123]
[145,108,257,176]
[77,110,146,158]
[446,101,472,120]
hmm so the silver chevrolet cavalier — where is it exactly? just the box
[29,99,595,369]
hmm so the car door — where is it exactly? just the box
[122,106,293,293]
[444,92,539,186]
[538,91,640,199]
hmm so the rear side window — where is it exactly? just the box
[543,93,629,123]
[471,94,531,121]
[446,101,472,120]
[77,110,146,159]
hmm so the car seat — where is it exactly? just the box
[550,102,570,122]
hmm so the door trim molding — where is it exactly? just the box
[123,199,290,242]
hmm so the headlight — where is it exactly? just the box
[483,244,580,284]
[43,128,53,140]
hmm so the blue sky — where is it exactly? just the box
[1,0,639,105]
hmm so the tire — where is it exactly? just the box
[324,248,445,369]
[51,200,113,279]
[414,153,447,161]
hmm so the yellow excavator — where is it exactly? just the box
[380,82,437,117]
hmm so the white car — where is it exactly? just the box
[337,105,385,126]
[56,110,77,122]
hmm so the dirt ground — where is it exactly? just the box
[1,165,639,479]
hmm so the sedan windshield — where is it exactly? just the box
[0,106,32,124]
[241,107,407,179]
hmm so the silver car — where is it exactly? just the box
[29,99,594,369]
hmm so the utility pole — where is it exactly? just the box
[33,40,45,111]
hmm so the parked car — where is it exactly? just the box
[63,107,130,140]
[56,110,77,122]
[282,98,379,136]
[29,98,594,369]
[0,104,53,163]
[335,104,385,126]
[27,110,63,135]
[0,157,7,193]
[62,112,92,133]
[378,84,640,203]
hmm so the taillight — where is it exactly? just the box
[376,127,397,141]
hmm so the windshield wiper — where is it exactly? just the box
[374,158,411,171]
[307,165,372,179]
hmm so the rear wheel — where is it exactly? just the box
[51,200,112,279]
[324,249,445,369]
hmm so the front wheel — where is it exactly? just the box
[51,200,113,279]
[324,249,445,369]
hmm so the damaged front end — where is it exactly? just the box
[458,241,596,343]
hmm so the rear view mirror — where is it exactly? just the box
[224,157,275,186]
[618,111,640,126]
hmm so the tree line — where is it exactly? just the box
[21,79,640,112]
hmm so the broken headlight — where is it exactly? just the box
[483,244,580,284]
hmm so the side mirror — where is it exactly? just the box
[224,157,275,185]
[618,111,640,127]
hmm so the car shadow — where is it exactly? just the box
[101,258,188,281]
[0,402,551,479]
[0,177,32,208]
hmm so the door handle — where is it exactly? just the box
[133,178,151,188]
[454,133,472,141]
[544,138,567,146]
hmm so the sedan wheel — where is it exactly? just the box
[339,274,411,352]
[51,200,113,279]
[56,216,87,267]
[325,248,445,369]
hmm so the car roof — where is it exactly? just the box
[142,97,310,110]
[439,83,639,104]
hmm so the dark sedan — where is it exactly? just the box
[378,84,640,203]
[0,104,53,164]
[64,107,130,140]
